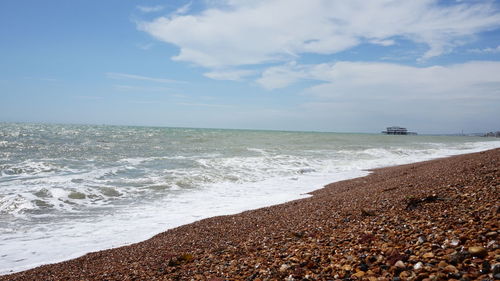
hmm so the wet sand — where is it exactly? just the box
[2,148,499,280]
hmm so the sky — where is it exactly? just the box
[1,0,500,134]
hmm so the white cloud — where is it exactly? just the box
[469,45,500,54]
[203,69,256,81]
[257,61,500,102]
[174,3,192,15]
[256,62,310,90]
[281,61,500,133]
[137,5,164,13]
[139,0,500,68]
[106,72,184,84]
[369,39,395,47]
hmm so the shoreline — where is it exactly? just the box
[2,148,499,280]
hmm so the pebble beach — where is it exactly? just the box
[2,148,499,280]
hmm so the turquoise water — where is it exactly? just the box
[1,122,499,273]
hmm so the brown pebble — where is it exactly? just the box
[468,246,487,258]
[444,264,458,273]
[438,260,448,268]
[342,264,352,271]
[279,264,290,272]
[399,271,410,278]
[395,260,405,269]
[352,271,365,277]
[423,252,435,259]
[485,231,497,238]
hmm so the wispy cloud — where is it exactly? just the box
[113,84,171,92]
[369,39,395,47]
[39,78,58,82]
[106,72,184,84]
[468,45,500,54]
[257,61,500,97]
[75,95,104,100]
[203,69,257,81]
[139,0,500,68]
[177,102,233,108]
[136,43,154,50]
[256,62,309,90]
[128,100,157,104]
[174,2,191,15]
[170,93,188,98]
[24,77,58,82]
[137,5,164,13]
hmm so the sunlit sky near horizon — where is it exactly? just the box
[1,0,500,134]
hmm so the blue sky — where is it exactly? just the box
[1,0,500,133]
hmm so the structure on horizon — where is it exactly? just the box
[382,126,417,135]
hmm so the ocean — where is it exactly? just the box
[1,122,499,274]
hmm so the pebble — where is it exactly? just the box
[444,264,458,273]
[493,263,500,274]
[279,264,290,272]
[422,252,435,259]
[395,260,405,269]
[342,264,352,271]
[438,260,448,267]
[485,231,498,238]
[468,246,488,258]
[413,262,423,270]
[481,260,491,274]
[417,236,426,244]
[399,271,410,278]
[352,271,365,278]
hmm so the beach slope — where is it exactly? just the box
[2,148,499,280]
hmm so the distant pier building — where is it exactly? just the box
[382,126,417,135]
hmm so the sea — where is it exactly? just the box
[1,122,499,274]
